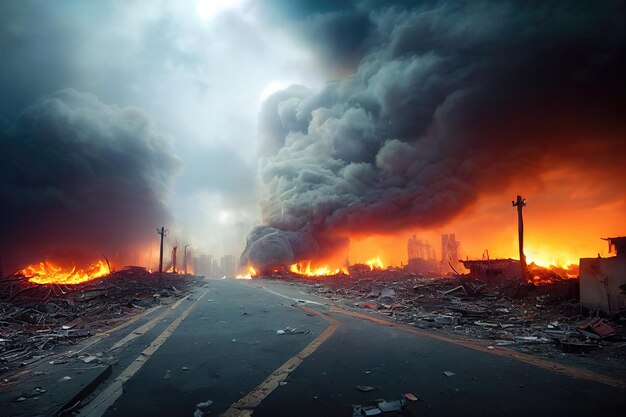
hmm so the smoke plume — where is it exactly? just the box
[0,89,181,271]
[241,1,626,270]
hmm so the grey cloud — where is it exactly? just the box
[0,89,181,271]
[241,0,626,269]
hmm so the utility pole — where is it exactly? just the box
[512,195,528,281]
[183,245,191,274]
[172,246,178,273]
[157,227,168,273]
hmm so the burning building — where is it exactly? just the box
[461,258,522,282]
[405,235,437,274]
[441,234,461,273]
[580,237,626,314]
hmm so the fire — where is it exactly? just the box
[289,261,348,277]
[236,265,257,279]
[21,260,110,285]
[365,256,384,270]
[525,246,577,270]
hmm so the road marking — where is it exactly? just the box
[331,307,626,390]
[77,287,211,417]
[260,286,324,306]
[66,305,164,359]
[107,307,172,351]
[221,305,339,417]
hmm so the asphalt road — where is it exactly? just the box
[77,278,625,417]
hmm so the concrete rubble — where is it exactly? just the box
[0,267,202,374]
[292,273,626,368]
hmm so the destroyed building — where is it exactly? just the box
[461,258,522,281]
[441,234,461,273]
[405,235,437,274]
[580,236,626,314]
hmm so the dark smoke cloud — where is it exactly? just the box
[241,1,626,269]
[0,89,181,271]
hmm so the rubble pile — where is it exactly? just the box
[297,274,626,359]
[0,267,201,372]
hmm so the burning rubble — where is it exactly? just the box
[238,226,626,369]
[20,260,111,285]
[0,266,202,373]
[292,267,625,366]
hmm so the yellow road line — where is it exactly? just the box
[331,307,626,390]
[221,305,339,417]
[78,287,211,417]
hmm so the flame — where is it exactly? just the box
[525,246,577,269]
[236,265,257,279]
[21,260,110,285]
[365,256,384,270]
[289,261,348,277]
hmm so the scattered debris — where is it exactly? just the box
[404,392,418,401]
[276,327,310,335]
[356,385,376,392]
[353,397,406,416]
[443,371,456,377]
[0,267,203,373]
[289,272,625,368]
[196,400,212,409]
[377,399,404,412]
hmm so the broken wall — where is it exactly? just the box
[580,256,626,314]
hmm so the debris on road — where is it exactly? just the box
[443,371,456,377]
[288,272,626,371]
[0,267,203,374]
[353,397,407,416]
[276,327,310,335]
[356,385,376,392]
[403,393,418,401]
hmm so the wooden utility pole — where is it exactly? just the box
[157,227,167,273]
[512,195,528,280]
[172,246,178,273]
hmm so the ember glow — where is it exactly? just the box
[289,261,349,277]
[365,257,384,271]
[236,265,257,279]
[21,260,111,285]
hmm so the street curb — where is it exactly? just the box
[56,365,112,416]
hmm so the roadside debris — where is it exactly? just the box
[291,273,625,366]
[0,267,202,374]
[194,399,213,416]
[276,327,310,335]
[353,397,406,416]
[403,393,418,401]
[443,371,456,377]
[356,385,376,392]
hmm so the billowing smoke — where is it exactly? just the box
[0,89,181,271]
[241,1,626,270]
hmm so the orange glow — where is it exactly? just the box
[525,246,577,269]
[21,260,110,285]
[346,168,626,274]
[365,256,384,270]
[236,265,257,279]
[289,261,349,277]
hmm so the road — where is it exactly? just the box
[75,278,625,417]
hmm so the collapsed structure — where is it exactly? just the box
[580,237,626,314]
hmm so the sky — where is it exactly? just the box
[1,1,625,273]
